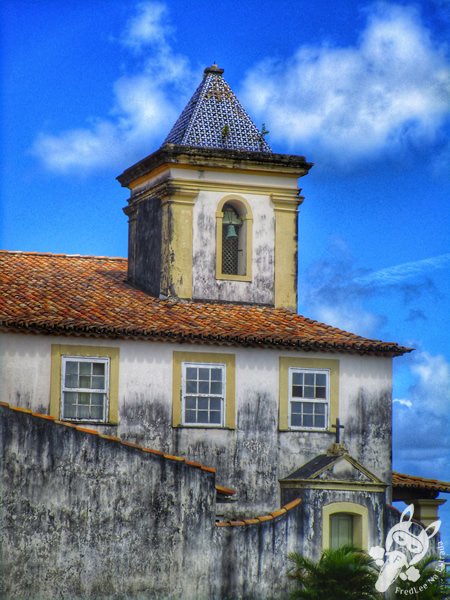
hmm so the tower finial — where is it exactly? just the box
[204,63,224,75]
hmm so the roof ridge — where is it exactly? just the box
[215,498,301,527]
[0,402,216,474]
[0,250,126,261]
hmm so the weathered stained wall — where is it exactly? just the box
[212,506,303,600]
[0,405,217,600]
[123,165,301,307]
[125,196,162,296]
[0,332,393,518]
[281,487,386,559]
[192,190,275,305]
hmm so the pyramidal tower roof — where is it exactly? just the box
[164,64,272,153]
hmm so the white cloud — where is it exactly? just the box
[32,1,192,174]
[313,304,384,337]
[241,3,450,162]
[410,351,450,416]
[355,253,450,287]
[393,398,412,408]
[393,351,450,472]
[121,2,171,50]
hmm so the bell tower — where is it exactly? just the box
[117,65,312,310]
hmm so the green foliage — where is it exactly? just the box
[261,123,269,137]
[391,555,450,599]
[221,124,230,140]
[288,545,382,600]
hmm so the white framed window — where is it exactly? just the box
[61,356,109,422]
[288,368,329,430]
[182,362,225,426]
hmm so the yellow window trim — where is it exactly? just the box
[50,344,120,424]
[215,195,253,282]
[279,356,339,431]
[322,501,369,551]
[172,351,235,429]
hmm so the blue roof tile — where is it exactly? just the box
[164,64,272,153]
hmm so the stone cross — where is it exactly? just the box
[332,418,344,444]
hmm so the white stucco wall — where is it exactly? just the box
[0,331,393,512]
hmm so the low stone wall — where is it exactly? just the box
[213,501,302,600]
[0,404,216,600]
[0,403,305,599]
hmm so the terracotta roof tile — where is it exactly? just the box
[392,471,450,493]
[0,251,411,356]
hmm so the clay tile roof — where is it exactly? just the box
[0,251,411,356]
[164,64,271,153]
[392,471,450,494]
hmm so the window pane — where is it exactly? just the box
[303,414,313,427]
[78,393,90,405]
[210,381,222,395]
[65,374,79,388]
[63,392,77,418]
[199,381,209,394]
[210,411,221,424]
[291,401,302,415]
[304,386,314,399]
[185,409,196,423]
[197,410,208,423]
[198,397,208,410]
[79,362,91,376]
[315,403,326,414]
[314,414,326,428]
[211,368,222,382]
[316,373,326,386]
[92,362,105,375]
[304,373,314,385]
[199,368,210,381]
[90,405,103,420]
[65,361,78,375]
[91,393,104,406]
[91,376,105,390]
[79,375,91,388]
[302,402,314,414]
[316,386,326,399]
[78,405,90,419]
[185,396,196,409]
[292,372,303,385]
[186,367,197,379]
[291,413,302,427]
[186,380,197,393]
[210,398,221,411]
[292,385,303,398]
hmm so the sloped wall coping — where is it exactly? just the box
[0,402,216,474]
[216,498,301,527]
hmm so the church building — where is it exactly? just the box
[1,65,448,599]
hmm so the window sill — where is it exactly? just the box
[216,273,252,282]
[59,419,118,427]
[175,424,234,430]
[283,427,333,433]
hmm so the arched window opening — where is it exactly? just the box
[322,502,368,551]
[221,203,245,276]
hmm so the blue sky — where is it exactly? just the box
[1,1,450,545]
